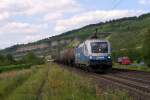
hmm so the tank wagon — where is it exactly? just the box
[56,38,112,72]
[58,48,75,66]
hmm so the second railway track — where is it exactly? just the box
[59,64,150,100]
[92,74,150,98]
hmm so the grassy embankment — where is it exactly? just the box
[114,63,150,72]
[0,63,132,100]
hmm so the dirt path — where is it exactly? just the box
[36,65,50,100]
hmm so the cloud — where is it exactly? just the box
[0,0,80,16]
[24,34,49,42]
[44,13,63,21]
[55,10,145,33]
[0,12,9,21]
[0,21,49,48]
[139,0,150,5]
[0,22,48,34]
[0,0,80,49]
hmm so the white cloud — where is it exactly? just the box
[0,22,48,34]
[25,34,49,42]
[44,13,63,21]
[0,0,80,16]
[139,0,150,5]
[0,21,49,48]
[0,12,9,21]
[0,0,81,49]
[55,10,145,33]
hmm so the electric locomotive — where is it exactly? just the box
[75,39,112,72]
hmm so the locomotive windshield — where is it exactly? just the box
[91,42,108,53]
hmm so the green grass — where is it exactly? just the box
[0,64,32,73]
[0,69,33,99]
[113,63,150,72]
[98,89,132,100]
[6,65,48,100]
[0,63,132,100]
[40,63,131,100]
[40,63,97,100]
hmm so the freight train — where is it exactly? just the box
[56,29,112,72]
[56,38,112,72]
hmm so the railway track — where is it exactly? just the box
[59,64,150,100]
[92,70,150,99]
[112,68,150,80]
[108,73,150,86]
[91,74,150,99]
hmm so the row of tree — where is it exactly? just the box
[0,52,45,66]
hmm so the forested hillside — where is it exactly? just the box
[0,13,150,59]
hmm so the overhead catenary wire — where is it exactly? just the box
[95,0,122,33]
[111,0,122,10]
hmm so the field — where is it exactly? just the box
[0,63,132,100]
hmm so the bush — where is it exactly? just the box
[0,64,32,73]
[0,52,45,67]
[23,52,45,65]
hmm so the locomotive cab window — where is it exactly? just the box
[91,42,108,53]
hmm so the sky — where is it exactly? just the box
[0,0,150,49]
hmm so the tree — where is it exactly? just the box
[6,54,14,62]
[143,29,150,67]
[0,54,5,66]
[24,52,37,64]
[0,54,5,61]
[5,54,15,64]
[126,49,142,62]
[24,52,44,65]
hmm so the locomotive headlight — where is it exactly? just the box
[108,56,111,59]
[90,56,92,59]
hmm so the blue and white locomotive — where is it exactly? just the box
[75,39,112,72]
